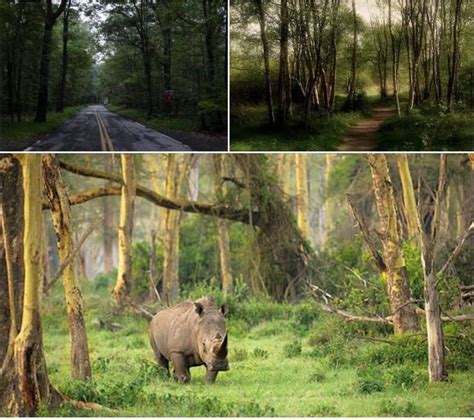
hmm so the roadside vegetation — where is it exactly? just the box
[0,107,82,150]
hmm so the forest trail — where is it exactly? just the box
[338,106,395,151]
[25,105,191,152]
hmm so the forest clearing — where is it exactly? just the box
[0,153,473,416]
[0,1,227,151]
[230,0,474,151]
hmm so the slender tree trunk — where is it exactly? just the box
[42,154,91,380]
[447,0,463,112]
[389,0,401,115]
[255,0,275,125]
[112,155,137,307]
[347,0,357,107]
[396,154,418,241]
[103,195,114,273]
[214,155,233,297]
[161,155,192,303]
[413,155,448,382]
[295,154,310,242]
[277,0,290,126]
[368,154,419,334]
[56,0,71,113]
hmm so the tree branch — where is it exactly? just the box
[44,220,100,292]
[57,162,258,225]
[346,194,387,273]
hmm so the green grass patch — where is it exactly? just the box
[39,281,473,417]
[0,107,82,150]
[231,103,362,151]
[378,109,474,151]
[107,105,200,133]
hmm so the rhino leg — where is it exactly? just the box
[156,353,170,377]
[205,369,218,384]
[170,353,190,384]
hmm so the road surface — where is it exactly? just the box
[26,105,191,152]
[338,106,395,151]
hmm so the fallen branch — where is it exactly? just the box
[126,300,155,320]
[45,220,100,292]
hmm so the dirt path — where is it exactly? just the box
[338,106,395,151]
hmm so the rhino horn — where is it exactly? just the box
[214,333,228,356]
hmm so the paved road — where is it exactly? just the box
[338,106,395,151]
[26,105,191,151]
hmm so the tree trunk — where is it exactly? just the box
[347,0,358,107]
[56,0,71,113]
[1,155,62,416]
[214,155,233,297]
[295,154,310,242]
[447,0,463,112]
[396,154,418,241]
[388,0,401,115]
[368,154,419,334]
[42,154,91,380]
[277,0,290,126]
[255,0,275,125]
[35,0,68,123]
[112,155,137,307]
[162,155,191,303]
[0,157,24,366]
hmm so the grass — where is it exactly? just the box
[39,281,473,417]
[377,108,474,151]
[0,106,82,150]
[107,105,200,133]
[230,103,363,151]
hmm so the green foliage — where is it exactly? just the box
[388,365,424,389]
[308,402,341,417]
[252,347,269,359]
[356,366,386,394]
[378,399,426,416]
[0,107,82,149]
[378,110,474,151]
[283,341,302,358]
[362,335,427,366]
[230,348,248,362]
[231,104,362,151]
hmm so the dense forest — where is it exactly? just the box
[0,153,472,416]
[230,0,474,151]
[0,0,227,149]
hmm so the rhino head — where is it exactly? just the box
[194,300,229,379]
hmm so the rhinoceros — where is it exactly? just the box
[149,296,229,384]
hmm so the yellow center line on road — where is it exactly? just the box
[94,112,114,152]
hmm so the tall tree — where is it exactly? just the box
[295,154,310,242]
[112,155,137,307]
[42,154,91,380]
[56,0,72,113]
[396,154,418,241]
[368,154,419,334]
[277,0,290,126]
[35,0,69,122]
[255,0,275,125]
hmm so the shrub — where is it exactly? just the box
[308,369,327,383]
[231,348,248,362]
[356,366,385,394]
[362,335,427,366]
[378,399,425,416]
[389,365,421,389]
[283,342,302,358]
[309,403,341,417]
[253,348,269,359]
[93,357,110,373]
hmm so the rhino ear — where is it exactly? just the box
[220,304,229,317]
[194,302,204,316]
